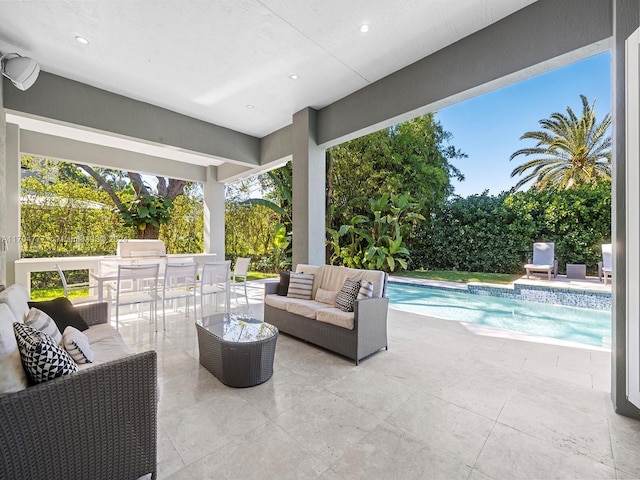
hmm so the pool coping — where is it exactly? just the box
[388,275,612,311]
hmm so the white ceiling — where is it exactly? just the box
[0,0,536,141]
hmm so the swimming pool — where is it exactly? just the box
[386,282,612,349]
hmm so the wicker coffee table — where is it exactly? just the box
[196,313,278,387]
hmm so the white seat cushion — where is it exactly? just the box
[524,264,553,270]
[285,299,332,319]
[84,323,122,344]
[70,323,133,370]
[264,294,290,310]
[316,308,355,330]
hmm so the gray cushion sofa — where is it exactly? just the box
[0,284,157,480]
[264,264,389,364]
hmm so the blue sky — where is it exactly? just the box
[437,51,611,198]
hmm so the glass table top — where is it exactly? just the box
[197,313,278,343]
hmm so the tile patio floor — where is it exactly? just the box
[116,281,639,480]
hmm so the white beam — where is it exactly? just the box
[20,130,207,182]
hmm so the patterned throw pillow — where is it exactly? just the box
[335,278,361,312]
[13,322,78,384]
[25,308,62,345]
[287,272,314,300]
[357,280,374,300]
[62,326,95,364]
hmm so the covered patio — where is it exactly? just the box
[1,0,640,477]
[127,283,637,479]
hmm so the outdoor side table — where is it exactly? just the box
[196,313,278,387]
[566,263,587,279]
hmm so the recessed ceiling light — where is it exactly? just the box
[359,24,370,33]
[75,35,89,45]
[246,104,255,109]
[289,74,299,80]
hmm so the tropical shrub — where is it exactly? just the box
[410,181,611,274]
[328,193,424,272]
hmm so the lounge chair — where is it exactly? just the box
[524,242,558,281]
[598,243,612,285]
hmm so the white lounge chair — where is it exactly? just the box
[524,242,558,281]
[599,243,612,285]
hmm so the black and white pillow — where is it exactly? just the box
[13,322,78,384]
[357,280,374,300]
[287,272,314,300]
[62,326,95,364]
[25,307,62,345]
[335,278,361,312]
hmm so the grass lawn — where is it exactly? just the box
[393,269,521,285]
[31,271,516,300]
[29,287,91,302]
[30,271,278,301]
[244,272,278,282]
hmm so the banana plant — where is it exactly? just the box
[329,192,423,272]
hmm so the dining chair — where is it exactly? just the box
[199,261,231,314]
[160,262,198,331]
[55,264,106,305]
[232,257,251,304]
[115,264,159,331]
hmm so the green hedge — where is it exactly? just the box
[409,182,611,275]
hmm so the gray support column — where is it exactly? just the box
[0,79,5,286]
[5,124,20,285]
[612,0,640,419]
[203,166,225,259]
[292,108,325,267]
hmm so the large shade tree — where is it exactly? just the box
[78,166,187,239]
[328,114,465,226]
[509,95,611,191]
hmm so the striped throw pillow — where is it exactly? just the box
[25,308,62,345]
[287,272,314,300]
[62,326,95,364]
[357,280,374,300]
[335,278,361,312]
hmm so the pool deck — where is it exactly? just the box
[118,281,640,480]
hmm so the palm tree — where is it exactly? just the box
[509,95,611,191]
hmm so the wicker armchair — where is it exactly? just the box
[0,302,157,480]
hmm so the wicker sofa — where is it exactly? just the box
[0,284,157,480]
[264,264,389,365]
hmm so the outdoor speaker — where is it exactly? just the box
[0,53,40,91]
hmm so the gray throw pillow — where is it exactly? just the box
[287,272,314,300]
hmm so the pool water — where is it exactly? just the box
[386,283,612,349]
